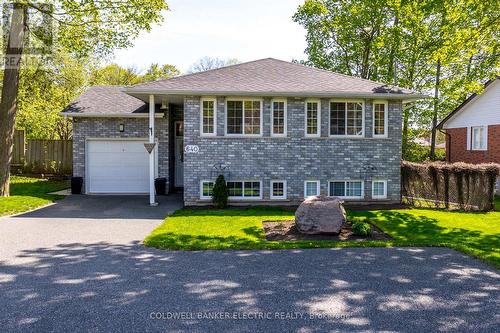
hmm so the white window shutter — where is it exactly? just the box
[466,127,471,150]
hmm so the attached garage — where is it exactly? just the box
[86,139,157,194]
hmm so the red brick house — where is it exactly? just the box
[437,77,499,192]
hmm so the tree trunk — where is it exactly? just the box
[0,4,27,196]
[429,59,441,160]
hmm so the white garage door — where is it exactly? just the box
[87,140,152,194]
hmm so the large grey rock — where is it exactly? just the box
[295,196,346,234]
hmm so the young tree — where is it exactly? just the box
[0,0,168,196]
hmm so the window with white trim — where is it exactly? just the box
[271,100,287,136]
[373,101,387,137]
[201,99,216,135]
[304,180,320,197]
[330,101,364,136]
[200,181,214,199]
[270,180,287,199]
[226,100,261,135]
[305,100,320,136]
[471,126,487,150]
[227,181,261,199]
[329,181,364,199]
[372,180,387,199]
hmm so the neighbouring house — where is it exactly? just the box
[437,76,500,193]
[437,77,499,164]
[61,58,425,206]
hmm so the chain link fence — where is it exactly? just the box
[402,161,500,211]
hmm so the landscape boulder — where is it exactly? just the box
[295,196,346,234]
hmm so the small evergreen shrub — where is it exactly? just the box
[212,174,229,208]
[352,221,372,236]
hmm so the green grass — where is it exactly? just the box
[145,204,500,268]
[0,176,69,216]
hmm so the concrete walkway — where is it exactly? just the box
[0,197,499,332]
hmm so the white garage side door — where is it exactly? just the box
[87,140,150,194]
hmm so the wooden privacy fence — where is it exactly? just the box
[401,161,500,211]
[12,130,72,175]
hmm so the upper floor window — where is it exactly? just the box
[330,101,364,137]
[271,99,287,136]
[226,100,262,136]
[471,126,487,150]
[305,100,320,137]
[373,101,388,137]
[201,98,216,135]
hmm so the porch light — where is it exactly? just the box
[119,123,125,132]
[160,99,168,110]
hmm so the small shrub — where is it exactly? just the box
[212,175,229,208]
[352,221,372,236]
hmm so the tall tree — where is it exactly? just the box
[294,0,500,160]
[187,57,240,73]
[0,3,28,196]
[143,63,180,81]
[0,0,168,196]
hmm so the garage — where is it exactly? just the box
[86,139,155,194]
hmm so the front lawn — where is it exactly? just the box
[145,205,500,268]
[0,176,69,217]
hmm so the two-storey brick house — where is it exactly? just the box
[62,58,425,206]
[437,77,500,164]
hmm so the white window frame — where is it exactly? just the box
[471,126,488,151]
[372,100,388,138]
[200,97,217,136]
[304,180,320,198]
[270,180,287,200]
[271,98,287,137]
[304,99,321,137]
[226,180,263,200]
[371,179,387,199]
[329,99,365,137]
[199,180,214,200]
[328,180,364,199]
[224,98,263,137]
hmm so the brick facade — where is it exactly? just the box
[72,116,169,192]
[445,125,500,164]
[183,97,403,206]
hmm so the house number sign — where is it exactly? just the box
[184,145,199,154]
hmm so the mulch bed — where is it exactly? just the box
[262,220,391,241]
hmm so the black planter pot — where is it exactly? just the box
[155,177,167,195]
[71,177,83,194]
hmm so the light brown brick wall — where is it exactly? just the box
[446,125,500,164]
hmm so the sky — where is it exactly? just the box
[112,0,307,73]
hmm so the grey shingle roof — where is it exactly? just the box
[61,86,150,115]
[126,58,422,98]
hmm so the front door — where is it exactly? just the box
[174,121,184,187]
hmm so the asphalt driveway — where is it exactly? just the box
[0,197,499,332]
[0,194,183,264]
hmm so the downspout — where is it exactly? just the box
[149,94,157,206]
[439,128,451,162]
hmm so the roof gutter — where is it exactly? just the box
[122,88,428,101]
[60,112,164,118]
